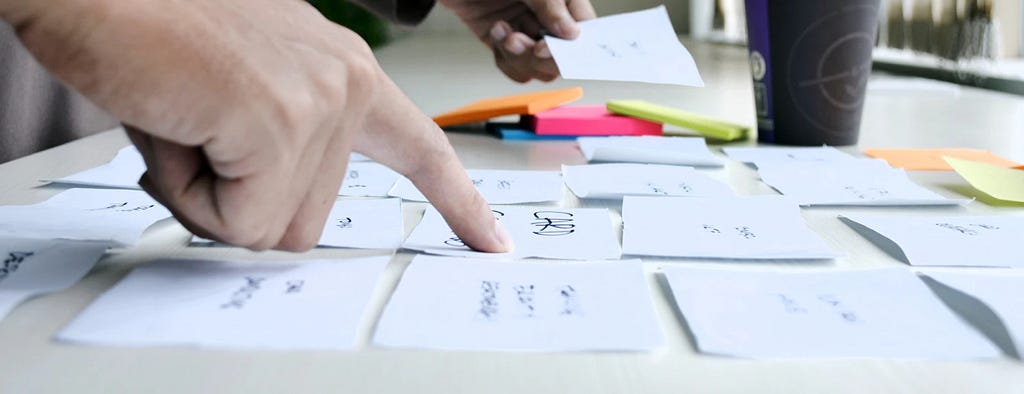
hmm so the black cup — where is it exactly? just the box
[744,0,880,146]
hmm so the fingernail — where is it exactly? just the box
[494,220,515,253]
[506,40,526,55]
[490,23,508,43]
[535,44,551,59]
[554,21,578,39]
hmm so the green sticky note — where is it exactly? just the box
[606,100,749,141]
[946,156,1024,203]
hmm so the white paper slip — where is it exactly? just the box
[563,163,733,199]
[44,145,144,189]
[546,6,703,86]
[0,188,171,246]
[662,266,1001,359]
[404,205,620,260]
[192,198,404,249]
[373,255,663,352]
[722,146,857,167]
[756,162,969,206]
[340,162,403,197]
[841,215,1024,268]
[921,271,1024,358]
[0,239,112,320]
[58,256,390,350]
[622,196,841,260]
[349,152,372,162]
[389,169,564,204]
[577,136,723,167]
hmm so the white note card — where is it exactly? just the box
[546,6,703,86]
[0,188,171,246]
[577,136,723,167]
[58,256,390,350]
[756,161,968,206]
[45,145,144,189]
[662,266,1001,359]
[622,196,841,260]
[922,271,1024,358]
[563,163,733,199]
[722,146,857,167]
[339,162,403,197]
[404,205,620,260]
[192,198,404,249]
[373,255,663,352]
[841,214,1024,268]
[0,239,112,320]
[389,170,564,204]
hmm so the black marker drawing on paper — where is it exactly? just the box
[336,217,353,229]
[348,170,360,180]
[89,202,155,212]
[0,251,35,283]
[935,222,1000,236]
[776,294,808,314]
[531,211,575,236]
[514,284,536,318]
[647,183,668,195]
[702,224,722,234]
[472,179,485,187]
[843,185,890,200]
[559,285,582,316]
[497,180,513,191]
[221,276,266,309]
[285,280,305,294]
[817,294,861,324]
[735,226,757,239]
[597,40,646,59]
[89,202,128,211]
[478,280,500,320]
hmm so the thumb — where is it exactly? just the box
[526,0,580,39]
[354,76,514,253]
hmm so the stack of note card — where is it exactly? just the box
[723,146,858,168]
[388,169,564,204]
[0,189,171,246]
[373,255,663,352]
[524,105,662,136]
[546,6,703,87]
[563,163,733,199]
[0,238,113,320]
[661,267,1001,359]
[59,256,390,349]
[840,214,1023,267]
[622,196,840,260]
[577,136,723,167]
[404,206,620,260]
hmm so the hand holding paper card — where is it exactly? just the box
[403,205,620,260]
[661,267,1001,359]
[0,239,112,320]
[389,169,563,204]
[622,196,840,260]
[841,214,1024,268]
[546,6,703,86]
[563,163,733,199]
[58,257,390,350]
[0,189,171,245]
[577,136,723,167]
[373,255,663,352]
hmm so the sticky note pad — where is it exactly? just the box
[946,157,1024,203]
[486,122,577,140]
[432,87,583,127]
[864,148,1021,171]
[524,105,662,136]
[606,100,748,141]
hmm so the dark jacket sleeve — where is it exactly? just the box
[348,0,436,27]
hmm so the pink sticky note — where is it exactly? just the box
[526,105,663,136]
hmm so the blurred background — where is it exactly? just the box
[312,0,1023,95]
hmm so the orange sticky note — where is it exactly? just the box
[432,87,583,127]
[863,148,1021,171]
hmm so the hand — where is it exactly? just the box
[4,0,513,253]
[439,0,596,82]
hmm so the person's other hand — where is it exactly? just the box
[439,0,596,82]
[4,0,513,252]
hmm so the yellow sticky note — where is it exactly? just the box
[864,148,1021,171]
[946,157,1024,203]
[606,100,748,141]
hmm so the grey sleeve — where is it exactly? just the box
[348,0,436,26]
[0,23,119,163]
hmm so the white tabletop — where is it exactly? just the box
[1,33,1023,393]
